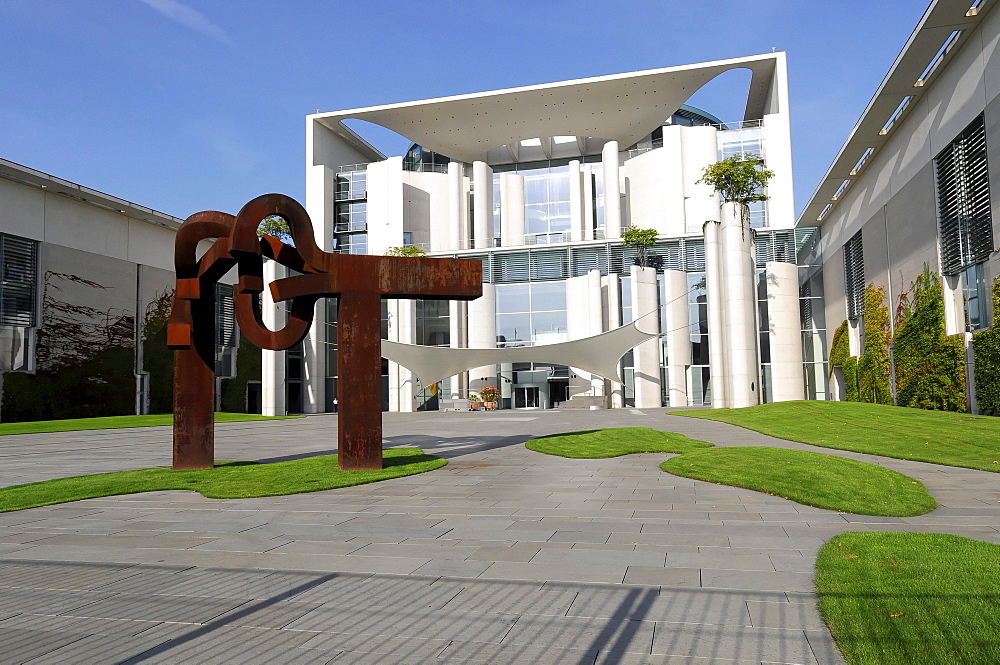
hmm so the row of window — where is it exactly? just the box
[842,114,993,332]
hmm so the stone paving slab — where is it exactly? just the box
[3,408,997,663]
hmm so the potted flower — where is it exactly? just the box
[467,392,481,411]
[479,385,500,410]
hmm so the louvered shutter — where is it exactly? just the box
[530,248,569,281]
[463,254,491,283]
[214,283,236,347]
[0,234,39,327]
[936,114,993,275]
[494,252,530,283]
[569,245,609,276]
[843,230,864,321]
[683,239,705,271]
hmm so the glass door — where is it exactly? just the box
[514,386,539,409]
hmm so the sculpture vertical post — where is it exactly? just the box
[337,291,383,470]
[173,293,216,469]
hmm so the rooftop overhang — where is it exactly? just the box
[798,0,993,226]
[0,157,184,231]
[310,53,783,164]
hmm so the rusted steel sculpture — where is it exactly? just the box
[167,194,482,471]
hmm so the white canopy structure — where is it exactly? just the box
[380,321,655,387]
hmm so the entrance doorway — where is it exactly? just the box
[514,386,540,409]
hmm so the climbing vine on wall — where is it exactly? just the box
[828,320,860,401]
[893,266,966,412]
[857,284,893,405]
[972,276,1000,416]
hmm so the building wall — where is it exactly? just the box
[811,1,1000,408]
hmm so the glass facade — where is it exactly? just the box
[687,272,711,405]
[334,169,368,255]
[718,127,768,228]
[495,281,567,348]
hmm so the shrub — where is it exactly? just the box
[972,276,1000,415]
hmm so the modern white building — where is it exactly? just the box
[799,0,999,411]
[266,52,827,415]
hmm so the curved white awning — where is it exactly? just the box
[381,321,655,387]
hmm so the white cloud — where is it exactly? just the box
[138,0,233,44]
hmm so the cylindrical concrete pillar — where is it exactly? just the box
[448,161,465,251]
[473,161,493,249]
[569,160,584,242]
[703,220,727,408]
[719,202,759,408]
[582,164,595,241]
[631,266,662,408]
[449,300,469,398]
[468,283,497,395]
[602,141,622,238]
[262,260,285,416]
[500,173,525,247]
[766,261,806,402]
[663,269,691,407]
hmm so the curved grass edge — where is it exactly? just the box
[0,413,300,437]
[526,427,713,459]
[660,447,937,517]
[671,401,1000,474]
[0,447,444,513]
[815,532,1000,665]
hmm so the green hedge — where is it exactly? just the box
[972,276,1000,416]
[220,333,263,413]
[893,267,966,411]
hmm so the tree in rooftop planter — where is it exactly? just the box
[384,245,427,257]
[257,214,292,242]
[697,154,775,235]
[622,227,658,268]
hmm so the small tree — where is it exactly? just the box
[257,215,292,243]
[698,154,775,232]
[622,227,657,268]
[384,245,427,257]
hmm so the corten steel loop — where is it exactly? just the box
[169,193,483,472]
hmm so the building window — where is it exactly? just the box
[214,283,237,377]
[0,233,38,328]
[843,230,864,321]
[495,282,567,347]
[935,114,992,331]
[334,233,368,255]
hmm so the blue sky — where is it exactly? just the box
[0,1,930,221]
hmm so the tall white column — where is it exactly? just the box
[766,261,805,402]
[568,160,585,242]
[663,269,691,407]
[680,125,721,234]
[449,300,469,398]
[448,161,466,251]
[631,266,661,408]
[388,300,416,412]
[262,260,285,416]
[582,164,595,241]
[703,220,727,408]
[602,141,622,239]
[499,173,525,247]
[720,202,759,408]
[473,161,493,249]
[301,299,325,413]
[603,273,624,407]
[468,283,497,394]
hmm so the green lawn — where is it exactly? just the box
[675,401,1000,472]
[661,447,936,516]
[0,447,444,512]
[816,532,1000,665]
[0,412,298,436]
[526,427,713,458]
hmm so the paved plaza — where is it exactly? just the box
[1,409,999,664]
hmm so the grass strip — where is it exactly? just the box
[526,427,713,458]
[0,412,298,436]
[0,447,444,512]
[816,532,1000,665]
[660,447,936,516]
[674,401,1000,473]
